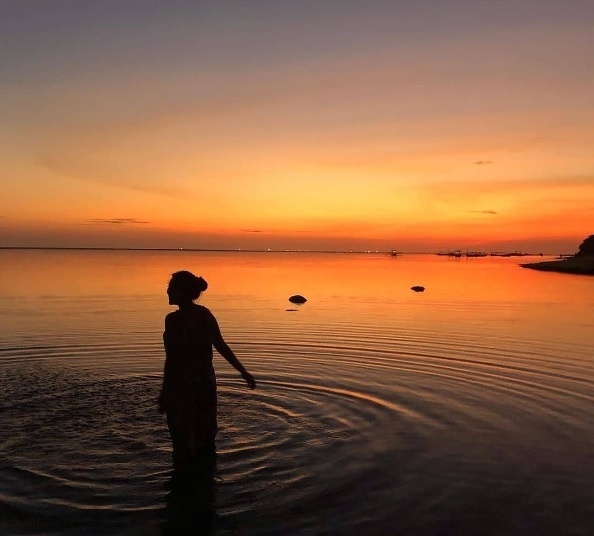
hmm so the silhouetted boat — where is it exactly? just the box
[465,251,488,257]
[491,251,526,257]
[436,250,463,257]
[501,251,524,257]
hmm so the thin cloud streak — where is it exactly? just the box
[86,218,150,225]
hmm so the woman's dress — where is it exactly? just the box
[159,305,218,467]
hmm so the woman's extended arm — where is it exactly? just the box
[212,317,256,390]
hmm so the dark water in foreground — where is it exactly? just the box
[1,250,593,535]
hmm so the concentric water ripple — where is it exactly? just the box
[2,319,593,535]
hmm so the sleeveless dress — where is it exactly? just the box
[160,305,218,468]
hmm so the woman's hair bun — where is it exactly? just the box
[195,276,208,292]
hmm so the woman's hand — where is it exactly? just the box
[242,371,256,390]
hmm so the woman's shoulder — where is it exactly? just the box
[164,305,216,324]
[194,304,217,321]
[164,311,181,329]
[165,311,178,321]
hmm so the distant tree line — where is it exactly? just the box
[577,235,594,256]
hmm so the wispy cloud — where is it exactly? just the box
[241,229,263,233]
[86,218,150,225]
[474,160,494,165]
[36,156,195,199]
[469,210,498,215]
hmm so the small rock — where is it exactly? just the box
[286,309,298,312]
[410,286,425,292]
[289,294,307,304]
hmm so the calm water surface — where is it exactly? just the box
[1,250,593,535]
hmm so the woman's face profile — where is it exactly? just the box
[167,283,181,305]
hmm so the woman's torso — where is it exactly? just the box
[165,304,216,384]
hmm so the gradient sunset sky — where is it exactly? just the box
[2,1,593,252]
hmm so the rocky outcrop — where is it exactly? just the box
[410,286,425,292]
[521,257,594,275]
[521,257,594,276]
[520,234,594,275]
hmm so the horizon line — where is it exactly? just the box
[0,246,555,255]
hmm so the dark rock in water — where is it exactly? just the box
[410,286,425,292]
[289,294,307,304]
[286,309,298,312]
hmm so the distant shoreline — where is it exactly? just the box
[0,246,399,254]
[0,247,556,255]
[520,256,594,276]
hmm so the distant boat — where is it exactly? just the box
[501,251,524,257]
[465,251,488,257]
[491,251,526,257]
[388,250,402,257]
[436,250,463,257]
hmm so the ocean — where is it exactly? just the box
[1,250,593,535]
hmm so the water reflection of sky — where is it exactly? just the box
[1,250,592,346]
[1,250,593,535]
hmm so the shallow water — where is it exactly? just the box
[1,250,593,535]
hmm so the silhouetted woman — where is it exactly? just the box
[158,270,256,471]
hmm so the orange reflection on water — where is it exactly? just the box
[0,249,593,368]
[0,250,591,308]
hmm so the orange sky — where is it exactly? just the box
[1,2,593,252]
